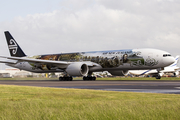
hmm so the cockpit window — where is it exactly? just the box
[163,54,171,57]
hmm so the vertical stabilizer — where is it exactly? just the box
[4,31,26,57]
[169,55,179,67]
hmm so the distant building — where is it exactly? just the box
[0,68,43,78]
[0,73,10,78]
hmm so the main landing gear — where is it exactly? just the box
[58,76,96,81]
[83,76,96,81]
[59,72,96,81]
[59,72,73,81]
[83,72,96,81]
[59,76,73,81]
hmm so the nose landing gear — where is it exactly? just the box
[155,68,162,79]
[156,74,161,79]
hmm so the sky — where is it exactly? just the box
[0,0,180,69]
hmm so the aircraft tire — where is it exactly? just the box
[69,77,73,81]
[156,75,161,79]
[92,77,96,80]
[83,76,96,81]
[59,77,73,81]
[59,77,62,81]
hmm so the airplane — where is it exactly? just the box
[0,31,175,81]
[129,56,180,79]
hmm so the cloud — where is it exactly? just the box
[0,0,180,59]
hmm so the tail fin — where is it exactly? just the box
[169,55,179,67]
[4,31,26,57]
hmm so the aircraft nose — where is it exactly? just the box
[163,57,175,66]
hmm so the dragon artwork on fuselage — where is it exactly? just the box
[28,49,158,70]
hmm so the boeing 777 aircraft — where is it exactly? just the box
[0,31,175,80]
[129,56,179,79]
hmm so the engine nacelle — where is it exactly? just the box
[174,71,179,76]
[108,70,129,76]
[66,62,89,76]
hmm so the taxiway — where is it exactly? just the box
[0,80,180,94]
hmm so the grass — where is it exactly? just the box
[0,85,180,120]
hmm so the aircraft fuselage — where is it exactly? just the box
[7,48,175,73]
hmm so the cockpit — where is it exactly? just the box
[163,54,171,57]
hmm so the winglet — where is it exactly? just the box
[4,31,26,57]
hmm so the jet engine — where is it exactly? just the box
[66,62,89,76]
[108,70,129,76]
[174,71,179,76]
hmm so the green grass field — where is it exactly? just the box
[0,85,180,120]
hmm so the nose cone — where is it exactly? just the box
[163,56,175,66]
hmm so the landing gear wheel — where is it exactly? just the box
[92,77,96,80]
[59,76,73,81]
[59,77,62,81]
[156,74,161,79]
[83,76,96,81]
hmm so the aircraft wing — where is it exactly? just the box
[0,59,18,64]
[0,56,96,68]
[174,67,180,71]
[129,69,158,76]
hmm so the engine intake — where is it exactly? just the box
[66,62,89,76]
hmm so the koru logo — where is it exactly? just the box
[8,39,18,55]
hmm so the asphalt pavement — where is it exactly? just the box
[0,80,180,94]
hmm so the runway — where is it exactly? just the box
[1,80,180,94]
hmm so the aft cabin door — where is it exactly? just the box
[148,53,153,58]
